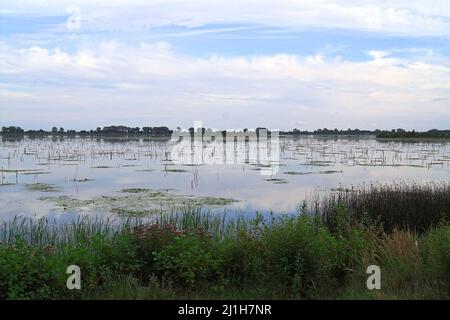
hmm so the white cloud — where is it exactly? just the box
[1,0,450,36]
[1,41,449,130]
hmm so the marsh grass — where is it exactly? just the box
[0,215,131,248]
[0,211,448,299]
[312,181,449,233]
[0,182,448,300]
[0,205,247,248]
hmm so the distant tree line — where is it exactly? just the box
[0,125,173,137]
[1,126,449,139]
[280,128,375,135]
[375,128,450,139]
[281,128,450,138]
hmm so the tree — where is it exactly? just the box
[1,126,24,135]
[142,127,152,134]
[52,127,58,133]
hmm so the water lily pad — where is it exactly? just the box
[24,183,62,192]
[39,188,239,217]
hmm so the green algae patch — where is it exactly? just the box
[283,171,314,175]
[39,188,239,217]
[24,183,62,192]
[319,170,343,174]
[134,169,155,172]
[111,208,160,217]
[192,196,238,206]
[0,169,44,173]
[22,171,52,175]
[284,170,342,175]
[73,178,95,183]
[121,188,151,193]
[163,168,189,173]
[265,178,288,184]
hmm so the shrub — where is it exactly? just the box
[0,239,58,299]
[418,224,450,280]
[153,233,221,288]
[218,228,265,288]
[92,275,176,300]
[362,226,449,299]
[259,215,339,297]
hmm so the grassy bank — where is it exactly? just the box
[0,183,449,300]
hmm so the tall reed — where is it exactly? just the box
[311,181,449,233]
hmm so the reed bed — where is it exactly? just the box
[311,181,450,233]
[0,186,448,300]
[0,215,142,248]
[0,206,250,247]
[1,182,448,247]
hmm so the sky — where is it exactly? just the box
[0,0,449,131]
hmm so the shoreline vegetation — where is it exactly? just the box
[1,126,450,140]
[0,182,448,300]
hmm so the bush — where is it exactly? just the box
[261,214,357,298]
[85,233,141,287]
[218,227,265,289]
[92,275,176,300]
[0,239,58,299]
[418,224,450,281]
[0,209,448,300]
[153,233,221,288]
[129,223,208,281]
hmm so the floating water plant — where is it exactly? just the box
[163,168,188,173]
[24,183,62,192]
[265,178,288,184]
[39,188,238,217]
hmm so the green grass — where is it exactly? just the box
[0,182,448,300]
[0,202,448,300]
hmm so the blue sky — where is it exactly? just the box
[1,1,449,130]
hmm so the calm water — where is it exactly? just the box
[1,135,449,221]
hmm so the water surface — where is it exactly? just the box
[1,135,449,221]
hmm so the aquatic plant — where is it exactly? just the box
[311,181,450,233]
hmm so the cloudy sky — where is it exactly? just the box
[1,0,449,131]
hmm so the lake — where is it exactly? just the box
[1,135,449,221]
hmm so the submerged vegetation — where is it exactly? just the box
[0,182,448,300]
[24,183,63,193]
[265,178,288,184]
[38,188,238,216]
